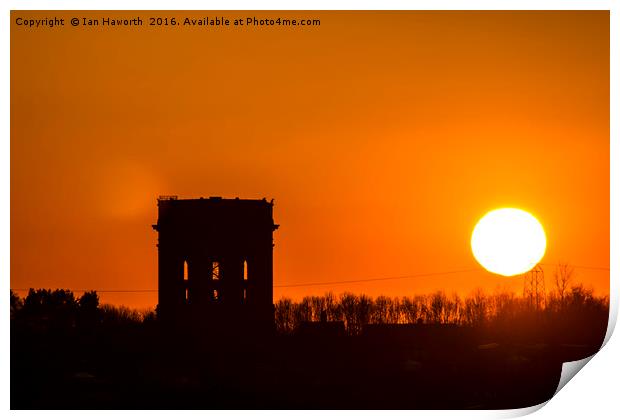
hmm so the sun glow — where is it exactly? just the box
[471,208,546,276]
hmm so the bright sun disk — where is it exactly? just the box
[471,208,546,276]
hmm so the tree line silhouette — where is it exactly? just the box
[11,279,608,340]
[274,285,608,335]
[10,288,156,331]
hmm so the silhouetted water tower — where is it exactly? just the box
[152,196,278,331]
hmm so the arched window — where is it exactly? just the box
[183,260,189,303]
[211,261,220,281]
[243,260,249,302]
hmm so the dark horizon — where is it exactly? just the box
[11,11,610,308]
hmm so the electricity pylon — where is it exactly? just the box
[523,264,545,310]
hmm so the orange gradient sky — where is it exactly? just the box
[11,11,609,308]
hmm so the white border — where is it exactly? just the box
[3,1,618,419]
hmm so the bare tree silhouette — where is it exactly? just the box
[554,262,574,308]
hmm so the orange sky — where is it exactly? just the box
[11,11,609,309]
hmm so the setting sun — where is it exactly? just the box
[471,208,547,276]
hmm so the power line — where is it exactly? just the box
[273,268,481,288]
[569,265,609,271]
[10,263,609,293]
[11,288,158,293]
[273,264,611,289]
[11,269,480,293]
[539,263,610,271]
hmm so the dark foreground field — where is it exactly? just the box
[11,320,604,409]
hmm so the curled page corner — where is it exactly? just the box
[602,295,618,347]
[497,401,548,418]
[500,354,599,418]
[554,355,595,396]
